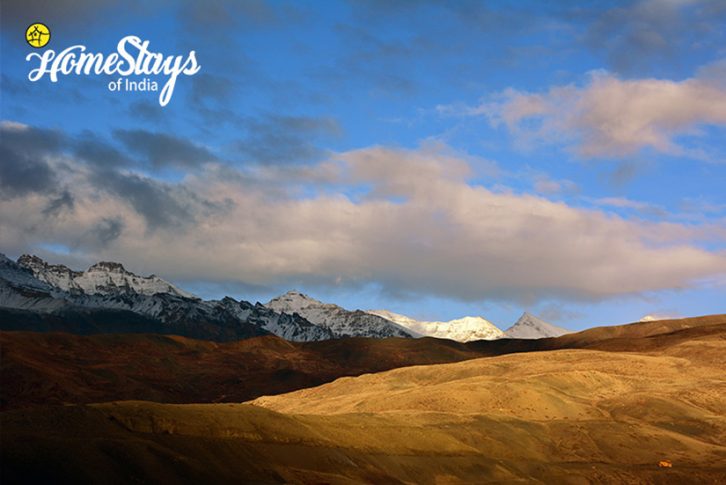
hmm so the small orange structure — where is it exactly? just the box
[658,460,673,468]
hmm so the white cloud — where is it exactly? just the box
[0,121,29,131]
[467,61,726,158]
[1,144,725,303]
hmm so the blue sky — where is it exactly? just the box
[1,0,725,330]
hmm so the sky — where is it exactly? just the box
[1,0,725,330]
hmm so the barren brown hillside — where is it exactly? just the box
[2,316,725,483]
[1,314,724,410]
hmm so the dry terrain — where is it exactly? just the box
[2,315,723,410]
[2,315,725,483]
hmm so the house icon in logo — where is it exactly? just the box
[26,23,51,48]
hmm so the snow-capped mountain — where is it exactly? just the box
[503,312,569,339]
[267,290,415,338]
[17,254,195,298]
[1,254,329,342]
[214,297,334,341]
[0,254,67,312]
[2,254,572,342]
[368,309,503,342]
[367,309,570,341]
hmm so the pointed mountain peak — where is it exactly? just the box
[505,312,569,339]
[267,290,325,312]
[515,311,543,324]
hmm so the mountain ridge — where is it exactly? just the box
[367,309,503,341]
[1,254,328,342]
[267,290,416,339]
[3,253,571,342]
[17,254,196,298]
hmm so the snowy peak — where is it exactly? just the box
[367,310,502,342]
[267,290,327,313]
[17,254,195,299]
[267,291,414,339]
[17,254,80,279]
[3,254,330,342]
[1,253,55,292]
[504,312,569,339]
[215,296,334,342]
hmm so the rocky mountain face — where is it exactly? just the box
[367,309,503,341]
[16,254,195,298]
[0,254,329,342]
[267,291,415,338]
[213,297,334,341]
[503,312,570,339]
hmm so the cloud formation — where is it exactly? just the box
[2,122,724,304]
[235,115,342,164]
[114,129,219,169]
[579,0,726,75]
[0,122,62,197]
[469,62,726,158]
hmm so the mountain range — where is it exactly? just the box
[267,290,415,338]
[0,253,569,342]
[0,254,321,342]
[367,309,569,341]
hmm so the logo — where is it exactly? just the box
[26,23,50,48]
[25,34,201,107]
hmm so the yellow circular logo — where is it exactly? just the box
[26,23,51,48]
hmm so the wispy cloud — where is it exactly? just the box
[447,60,726,159]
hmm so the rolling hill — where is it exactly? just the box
[1,314,723,411]
[2,315,725,483]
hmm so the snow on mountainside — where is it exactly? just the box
[0,254,68,313]
[17,254,195,298]
[368,309,502,342]
[504,312,569,339]
[2,254,571,342]
[267,291,415,338]
[214,297,334,341]
[0,254,52,290]
[0,254,330,342]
